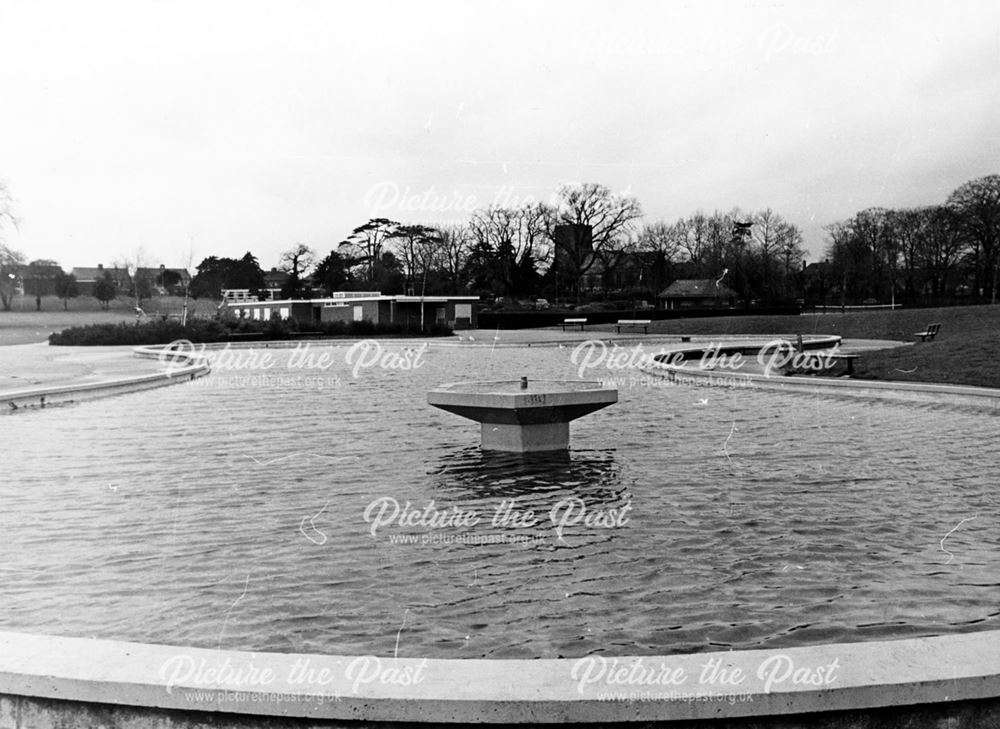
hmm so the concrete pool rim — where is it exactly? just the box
[642,338,1000,410]
[0,344,210,412]
[0,628,997,724]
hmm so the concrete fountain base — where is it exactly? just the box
[427,378,618,452]
[479,421,569,452]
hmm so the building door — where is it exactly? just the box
[353,305,364,322]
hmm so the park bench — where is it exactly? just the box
[615,319,652,334]
[562,318,587,332]
[914,323,941,342]
[827,352,860,376]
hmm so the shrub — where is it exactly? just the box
[49,316,451,345]
[48,319,229,346]
[348,319,377,336]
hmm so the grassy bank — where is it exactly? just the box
[0,296,220,345]
[633,304,999,389]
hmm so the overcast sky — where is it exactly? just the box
[1,0,997,271]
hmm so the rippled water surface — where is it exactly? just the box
[2,343,999,658]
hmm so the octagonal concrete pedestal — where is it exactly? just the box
[428,378,618,452]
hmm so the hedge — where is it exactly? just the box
[48,317,453,346]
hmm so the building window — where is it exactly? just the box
[280,307,290,319]
[353,305,363,322]
[455,303,472,319]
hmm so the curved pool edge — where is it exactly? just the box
[0,345,210,413]
[643,340,1000,411]
[0,629,998,726]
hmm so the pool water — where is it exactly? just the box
[1,342,998,658]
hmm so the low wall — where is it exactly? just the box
[0,344,210,413]
[479,307,803,330]
[644,340,1000,411]
[0,630,998,727]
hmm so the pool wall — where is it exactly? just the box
[645,342,1000,411]
[1,629,998,727]
[0,345,210,412]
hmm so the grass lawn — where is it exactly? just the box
[638,304,1000,389]
[0,295,220,346]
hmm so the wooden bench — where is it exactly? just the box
[615,319,652,334]
[562,318,587,332]
[827,352,860,376]
[914,323,941,342]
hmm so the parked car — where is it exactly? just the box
[535,298,550,310]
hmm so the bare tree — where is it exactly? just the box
[339,218,399,284]
[751,208,804,300]
[553,183,642,294]
[387,224,441,293]
[638,220,684,260]
[0,245,24,311]
[947,174,1000,302]
[279,243,316,278]
[886,208,928,303]
[436,223,472,292]
[920,206,968,301]
[115,249,153,315]
[0,181,23,311]
[824,209,893,305]
[679,213,709,266]
[751,208,783,269]
[468,203,550,296]
[636,220,685,292]
[277,243,317,299]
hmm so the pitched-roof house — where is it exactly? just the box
[71,264,190,297]
[658,279,737,309]
[70,264,132,296]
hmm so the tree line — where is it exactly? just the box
[821,175,1000,306]
[183,182,807,307]
[1,176,997,311]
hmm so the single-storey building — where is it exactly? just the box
[225,292,479,330]
[658,279,736,310]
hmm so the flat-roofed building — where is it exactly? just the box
[224,292,479,330]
